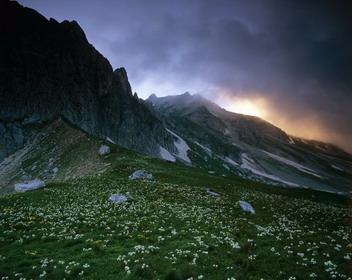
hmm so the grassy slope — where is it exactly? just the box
[0,119,109,196]
[0,142,351,280]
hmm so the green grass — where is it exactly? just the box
[0,143,351,279]
[0,119,108,196]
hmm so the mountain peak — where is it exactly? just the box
[147,93,158,103]
[146,92,228,119]
[0,0,175,161]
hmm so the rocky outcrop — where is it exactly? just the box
[108,194,135,203]
[99,145,110,156]
[14,179,45,193]
[129,170,153,180]
[0,0,175,161]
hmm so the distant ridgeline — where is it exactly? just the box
[145,93,352,195]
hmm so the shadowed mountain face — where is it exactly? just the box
[146,93,352,195]
[0,0,175,160]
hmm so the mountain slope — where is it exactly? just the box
[0,118,113,196]
[0,93,350,279]
[0,131,351,279]
[0,0,175,161]
[146,93,352,195]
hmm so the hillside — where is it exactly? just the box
[146,93,352,195]
[0,118,111,196]
[0,131,351,279]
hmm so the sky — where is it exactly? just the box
[18,0,352,153]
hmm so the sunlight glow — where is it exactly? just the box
[216,93,267,118]
[225,99,264,117]
[214,90,351,152]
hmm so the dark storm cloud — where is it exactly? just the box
[18,0,352,151]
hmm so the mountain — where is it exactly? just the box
[146,93,352,195]
[1,0,351,197]
[0,0,176,162]
[0,2,350,277]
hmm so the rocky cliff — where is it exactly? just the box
[0,0,175,160]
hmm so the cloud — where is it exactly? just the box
[18,0,352,152]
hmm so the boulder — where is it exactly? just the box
[129,170,153,180]
[14,179,45,192]
[108,194,134,203]
[238,200,255,214]
[21,174,30,180]
[206,188,222,196]
[99,145,110,156]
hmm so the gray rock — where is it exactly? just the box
[108,194,134,203]
[99,145,110,156]
[206,188,222,196]
[129,170,153,180]
[52,167,58,173]
[21,174,30,180]
[14,179,45,192]
[238,200,255,214]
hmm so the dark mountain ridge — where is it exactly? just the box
[0,0,175,160]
